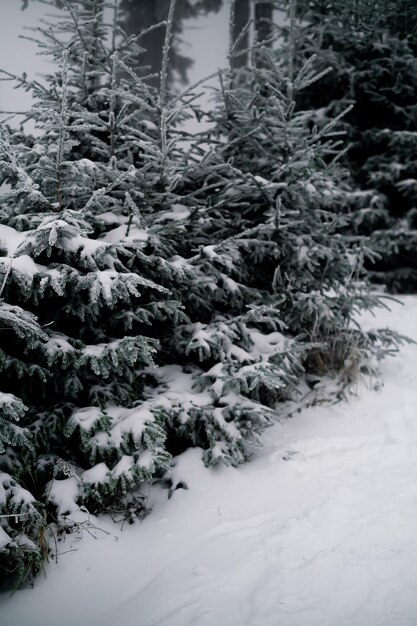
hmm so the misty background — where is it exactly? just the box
[0,1,285,130]
[0,1,230,123]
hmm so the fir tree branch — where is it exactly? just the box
[55,48,70,206]
[109,52,118,159]
[160,0,177,107]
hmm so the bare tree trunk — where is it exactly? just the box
[254,0,273,46]
[253,0,273,68]
[231,0,251,69]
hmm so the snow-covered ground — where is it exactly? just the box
[1,296,417,626]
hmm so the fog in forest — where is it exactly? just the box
[0,1,230,121]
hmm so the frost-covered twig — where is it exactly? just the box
[228,0,237,68]
[109,51,118,158]
[287,0,297,103]
[111,0,118,54]
[55,48,70,205]
[158,0,177,180]
[0,256,14,300]
[159,0,177,107]
[230,18,254,60]
[0,512,31,519]
[0,68,49,94]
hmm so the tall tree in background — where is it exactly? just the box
[253,0,273,68]
[230,0,274,70]
[254,0,273,44]
[22,0,277,82]
[121,0,275,79]
[119,0,222,87]
[22,0,222,88]
[231,0,250,69]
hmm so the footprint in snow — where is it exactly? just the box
[282,450,303,461]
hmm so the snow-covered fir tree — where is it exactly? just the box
[0,0,404,588]
[145,1,404,468]
[0,0,189,586]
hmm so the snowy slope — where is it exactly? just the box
[1,297,417,626]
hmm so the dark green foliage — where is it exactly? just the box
[278,0,417,292]
[290,0,417,39]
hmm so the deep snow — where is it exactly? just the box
[1,296,417,626]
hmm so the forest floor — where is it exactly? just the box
[1,296,417,626]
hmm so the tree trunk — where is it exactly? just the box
[254,0,273,45]
[231,0,251,69]
[254,0,273,68]
[120,1,166,89]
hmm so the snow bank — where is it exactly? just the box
[1,297,417,626]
